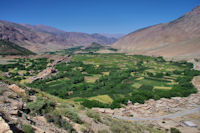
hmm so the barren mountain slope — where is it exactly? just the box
[113,6,200,58]
[0,39,35,55]
[0,20,117,53]
[21,24,66,35]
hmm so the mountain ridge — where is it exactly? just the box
[0,20,118,53]
[113,5,200,58]
[0,39,35,55]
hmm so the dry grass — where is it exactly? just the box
[84,75,101,83]
[136,77,144,80]
[154,86,172,90]
[0,58,16,65]
[89,95,113,104]
[102,72,109,75]
[132,83,142,88]
[20,78,31,85]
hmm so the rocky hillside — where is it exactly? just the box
[0,40,35,56]
[21,24,66,35]
[0,20,117,53]
[113,6,200,58]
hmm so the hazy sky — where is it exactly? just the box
[0,0,199,34]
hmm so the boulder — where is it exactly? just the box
[8,84,26,96]
[9,110,18,115]
[0,117,13,133]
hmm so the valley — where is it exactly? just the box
[0,2,200,133]
[28,53,199,108]
[0,45,200,132]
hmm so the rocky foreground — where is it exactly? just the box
[0,82,66,133]
[0,116,12,133]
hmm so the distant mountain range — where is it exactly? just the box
[113,5,200,58]
[0,20,118,53]
[99,33,125,39]
[1,5,200,58]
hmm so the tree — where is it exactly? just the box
[131,94,146,104]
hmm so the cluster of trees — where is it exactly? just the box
[130,69,199,104]
[47,46,83,55]
[146,72,165,78]
[56,61,108,75]
[0,58,49,82]
[29,60,134,101]
[153,56,166,62]
[0,58,48,73]
[26,58,48,71]
[108,48,118,51]
[82,67,200,108]
[28,56,200,109]
[172,61,193,68]
[0,63,25,72]
[84,42,103,52]
[81,99,121,109]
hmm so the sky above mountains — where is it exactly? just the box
[0,0,199,34]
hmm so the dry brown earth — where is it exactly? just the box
[113,6,200,58]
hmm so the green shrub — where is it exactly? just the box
[131,94,146,104]
[86,110,102,123]
[138,85,153,90]
[22,124,35,133]
[81,100,109,108]
[0,87,6,95]
[81,100,121,109]
[110,120,134,133]
[45,113,76,133]
[26,97,55,116]
[170,128,181,133]
[98,129,109,133]
[64,108,83,124]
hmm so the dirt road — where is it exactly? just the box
[115,106,200,121]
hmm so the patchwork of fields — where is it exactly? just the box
[0,53,199,109]
[25,53,200,108]
[0,58,50,83]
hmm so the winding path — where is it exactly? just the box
[114,106,200,121]
[29,55,71,83]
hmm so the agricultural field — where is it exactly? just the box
[27,53,200,109]
[0,58,50,83]
[46,43,118,56]
[0,58,17,65]
[0,51,200,132]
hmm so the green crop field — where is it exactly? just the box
[0,51,199,109]
[25,53,200,109]
[0,58,50,84]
